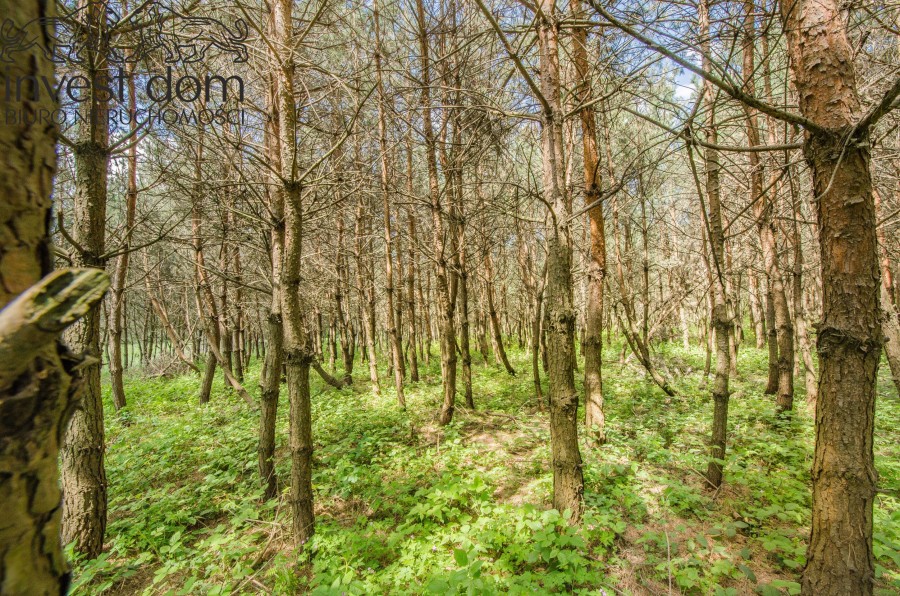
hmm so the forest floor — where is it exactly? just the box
[70,340,900,595]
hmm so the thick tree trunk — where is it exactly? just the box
[0,8,109,587]
[779,0,883,590]
[61,0,111,557]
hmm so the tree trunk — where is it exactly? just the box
[537,0,584,521]
[744,1,794,414]
[779,0,883,590]
[875,191,900,395]
[0,8,109,587]
[61,0,111,558]
[456,218,474,409]
[763,286,778,394]
[406,206,421,382]
[416,0,457,425]
[258,64,284,500]
[748,272,765,349]
[355,195,381,396]
[697,0,732,490]
[108,65,139,412]
[273,0,314,545]
[375,2,406,408]
[574,0,605,443]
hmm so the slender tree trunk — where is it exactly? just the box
[786,162,818,403]
[334,197,354,386]
[875,190,900,394]
[355,195,381,395]
[744,1,794,413]
[484,250,516,375]
[455,206,474,409]
[406,206,421,382]
[108,65,139,412]
[537,0,584,521]
[763,286,778,394]
[748,272,765,348]
[416,0,457,424]
[574,0,605,442]
[274,0,314,546]
[258,63,284,501]
[697,0,731,490]
[374,2,406,407]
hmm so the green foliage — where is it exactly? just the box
[71,341,900,594]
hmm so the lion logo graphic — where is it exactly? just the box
[0,0,249,66]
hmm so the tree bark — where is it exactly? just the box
[416,0,457,425]
[273,0,314,545]
[875,191,900,395]
[258,61,284,501]
[61,0,111,558]
[748,272,765,349]
[779,0,883,590]
[697,0,732,490]
[108,64,139,412]
[0,9,109,586]
[743,0,794,414]
[537,0,584,521]
[374,1,406,408]
[572,0,606,444]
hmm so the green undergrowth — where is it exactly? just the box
[70,339,900,595]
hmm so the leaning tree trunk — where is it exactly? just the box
[0,4,109,587]
[780,0,885,591]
